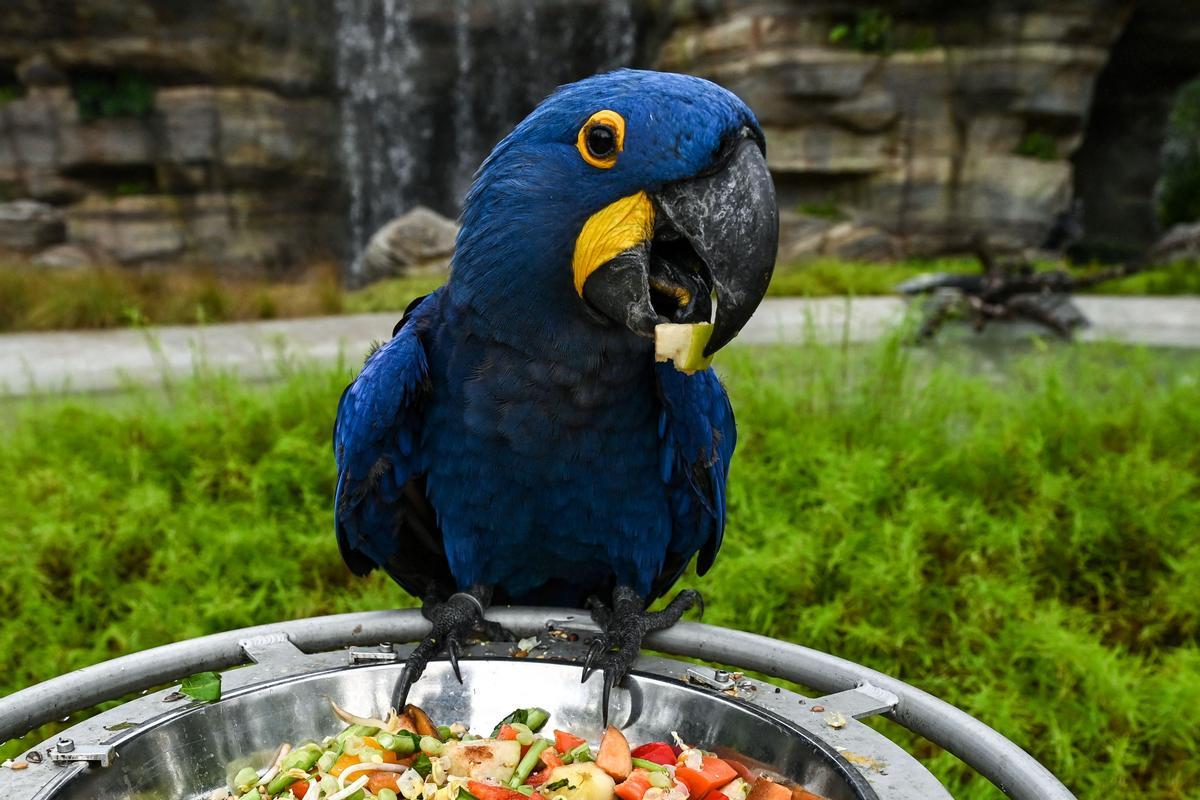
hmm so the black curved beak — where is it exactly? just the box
[581,136,778,356]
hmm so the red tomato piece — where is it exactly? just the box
[468,781,530,800]
[555,730,588,754]
[630,742,676,766]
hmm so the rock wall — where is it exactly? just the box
[0,0,341,272]
[656,0,1135,261]
[1,0,1196,273]
[1072,0,1200,258]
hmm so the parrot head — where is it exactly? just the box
[452,69,778,357]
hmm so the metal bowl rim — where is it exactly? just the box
[74,655,880,800]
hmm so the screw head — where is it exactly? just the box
[56,738,74,753]
[737,679,755,691]
[713,669,730,682]
[378,641,392,652]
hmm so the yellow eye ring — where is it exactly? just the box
[576,110,626,169]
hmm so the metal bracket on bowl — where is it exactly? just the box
[684,666,759,693]
[811,683,900,720]
[348,642,402,665]
[543,616,602,639]
[47,738,115,768]
[239,633,304,665]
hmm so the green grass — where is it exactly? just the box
[1091,260,1200,295]
[0,263,346,332]
[1,256,1196,333]
[1,337,1197,798]
[343,273,451,313]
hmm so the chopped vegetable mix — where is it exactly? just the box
[210,703,829,800]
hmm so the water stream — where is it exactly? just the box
[335,0,639,278]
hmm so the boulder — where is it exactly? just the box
[0,200,65,250]
[361,207,459,283]
[32,243,98,268]
[1148,221,1200,263]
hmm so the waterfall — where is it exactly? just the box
[335,0,423,275]
[335,0,641,280]
[452,0,476,203]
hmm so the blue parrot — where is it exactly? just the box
[334,69,777,712]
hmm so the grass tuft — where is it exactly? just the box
[0,339,1196,798]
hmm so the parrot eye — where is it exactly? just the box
[587,125,616,158]
[577,109,625,169]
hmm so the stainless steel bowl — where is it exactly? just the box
[0,609,1075,800]
[41,659,876,800]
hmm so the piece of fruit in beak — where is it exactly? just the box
[654,322,714,374]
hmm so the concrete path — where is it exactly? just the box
[1,296,1198,396]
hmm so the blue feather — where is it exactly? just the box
[332,69,753,605]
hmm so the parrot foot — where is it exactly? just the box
[582,586,703,725]
[392,585,510,708]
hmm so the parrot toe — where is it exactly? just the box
[391,585,499,708]
[582,586,704,724]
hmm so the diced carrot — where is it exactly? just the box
[468,780,530,800]
[330,753,360,777]
[540,748,564,769]
[726,760,755,783]
[368,772,402,793]
[555,730,588,753]
[630,742,675,766]
[745,778,792,800]
[361,737,399,763]
[290,782,310,799]
[615,769,654,800]
[498,724,520,741]
[596,726,632,780]
[676,757,738,799]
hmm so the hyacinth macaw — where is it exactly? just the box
[334,69,777,713]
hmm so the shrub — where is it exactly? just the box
[73,71,155,122]
[1158,78,1200,228]
[1014,131,1059,161]
[829,8,894,54]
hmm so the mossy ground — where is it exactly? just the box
[1,336,1196,798]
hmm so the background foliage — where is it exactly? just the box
[1,337,1197,798]
[1159,77,1200,228]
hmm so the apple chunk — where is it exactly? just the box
[654,322,714,374]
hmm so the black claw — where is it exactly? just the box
[586,586,700,726]
[392,587,494,704]
[448,638,463,684]
[600,668,616,728]
[393,663,416,709]
[581,637,609,683]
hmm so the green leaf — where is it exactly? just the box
[179,671,221,702]
[489,707,550,738]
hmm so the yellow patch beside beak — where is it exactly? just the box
[572,191,655,295]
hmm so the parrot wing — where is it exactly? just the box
[333,290,455,599]
[650,362,737,601]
